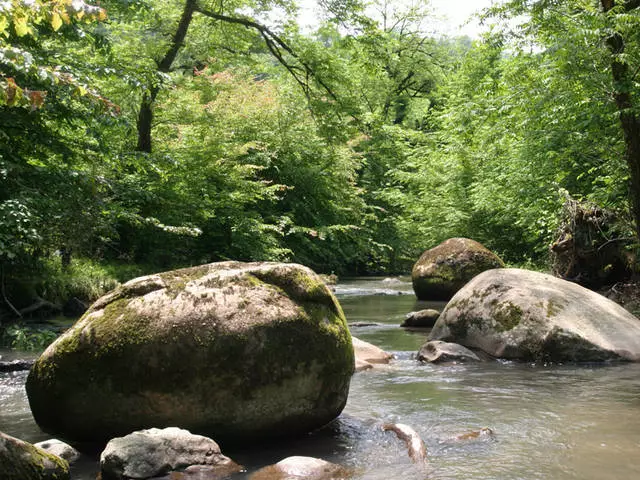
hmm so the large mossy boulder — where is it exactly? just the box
[429,268,640,362]
[0,431,70,480]
[411,238,504,300]
[26,262,354,448]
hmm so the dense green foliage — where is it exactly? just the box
[2,0,640,326]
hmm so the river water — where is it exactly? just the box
[2,276,640,479]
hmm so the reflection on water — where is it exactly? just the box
[2,277,640,479]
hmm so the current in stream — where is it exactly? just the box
[2,276,640,479]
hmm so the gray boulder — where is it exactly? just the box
[100,427,240,480]
[429,268,640,362]
[402,309,440,328]
[0,431,69,480]
[250,456,351,480]
[412,238,504,300]
[27,262,354,447]
[34,439,80,464]
[418,340,481,363]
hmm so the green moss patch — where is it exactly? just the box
[493,302,523,332]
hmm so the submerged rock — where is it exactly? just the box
[249,456,351,480]
[0,431,69,480]
[100,427,240,480]
[402,309,440,328]
[412,238,504,300]
[352,337,393,371]
[417,340,481,363]
[429,268,640,362]
[27,262,354,447]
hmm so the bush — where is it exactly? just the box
[0,324,58,351]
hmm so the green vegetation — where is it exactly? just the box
[2,0,640,334]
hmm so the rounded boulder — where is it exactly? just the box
[412,238,504,300]
[429,268,640,362]
[26,262,354,447]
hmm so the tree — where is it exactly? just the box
[484,0,640,243]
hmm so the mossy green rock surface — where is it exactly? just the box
[0,430,70,480]
[412,238,504,300]
[26,262,354,447]
[429,268,640,362]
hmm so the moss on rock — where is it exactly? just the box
[412,238,504,300]
[26,262,354,449]
[0,431,70,480]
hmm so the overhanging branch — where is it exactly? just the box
[195,6,361,125]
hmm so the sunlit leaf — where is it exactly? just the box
[51,13,63,31]
[14,16,29,37]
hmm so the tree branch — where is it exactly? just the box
[158,0,198,73]
[195,6,362,125]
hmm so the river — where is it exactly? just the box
[2,276,640,479]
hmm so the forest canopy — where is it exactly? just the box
[2,0,640,318]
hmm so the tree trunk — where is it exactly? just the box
[601,0,640,241]
[136,0,197,153]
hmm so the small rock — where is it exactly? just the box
[352,337,393,367]
[100,427,241,480]
[418,340,481,363]
[249,456,351,480]
[443,427,495,443]
[401,309,440,328]
[34,439,80,464]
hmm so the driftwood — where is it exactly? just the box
[382,423,428,466]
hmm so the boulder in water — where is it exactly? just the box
[26,262,354,447]
[402,309,440,328]
[0,431,69,480]
[412,238,504,300]
[100,427,240,480]
[429,268,640,362]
